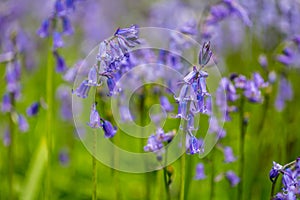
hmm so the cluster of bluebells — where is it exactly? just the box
[174,41,212,155]
[73,25,140,98]
[216,72,269,120]
[1,32,40,145]
[37,0,81,73]
[269,158,300,199]
[202,0,252,39]
[144,128,176,161]
[73,25,140,138]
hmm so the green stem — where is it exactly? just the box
[270,175,279,200]
[257,94,269,134]
[210,151,215,200]
[238,97,247,200]
[45,38,54,199]
[163,167,171,200]
[92,130,97,200]
[8,93,15,199]
[179,153,186,200]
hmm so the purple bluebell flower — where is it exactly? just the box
[188,135,201,155]
[144,134,163,152]
[1,93,12,113]
[199,41,212,66]
[54,51,67,73]
[268,71,277,84]
[101,120,117,138]
[258,54,268,69]
[107,77,116,96]
[56,86,73,121]
[55,0,65,16]
[26,102,39,117]
[115,25,139,41]
[18,114,29,133]
[269,161,283,181]
[63,60,81,83]
[195,163,206,180]
[223,0,252,26]
[177,100,188,119]
[233,75,247,89]
[87,66,99,86]
[253,72,268,88]
[223,146,236,163]
[3,128,11,147]
[37,19,50,38]
[5,63,20,94]
[225,170,240,187]
[87,103,101,128]
[62,16,73,35]
[144,128,175,153]
[244,80,262,103]
[275,76,293,111]
[59,149,70,166]
[73,80,91,98]
[160,96,173,112]
[53,32,64,49]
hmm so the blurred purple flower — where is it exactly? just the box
[223,146,236,163]
[1,93,12,113]
[59,149,70,167]
[275,76,293,111]
[26,102,39,117]
[101,120,117,138]
[160,96,173,112]
[195,163,206,180]
[18,114,29,133]
[3,128,10,147]
[73,80,91,98]
[54,51,67,73]
[225,170,240,187]
[87,103,101,128]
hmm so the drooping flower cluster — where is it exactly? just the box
[144,128,176,161]
[269,158,300,200]
[37,0,81,73]
[174,41,212,155]
[73,25,140,98]
[73,25,140,138]
[0,32,39,143]
[216,72,269,121]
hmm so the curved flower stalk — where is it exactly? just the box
[269,158,300,199]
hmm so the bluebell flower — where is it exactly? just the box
[177,100,188,119]
[26,102,39,117]
[3,128,10,147]
[107,77,116,96]
[223,0,252,26]
[244,80,262,103]
[59,149,70,166]
[37,19,50,38]
[53,32,64,49]
[5,63,20,94]
[269,161,282,181]
[115,25,139,42]
[101,119,117,138]
[275,76,293,111]
[199,41,212,66]
[253,72,268,88]
[160,96,173,112]
[225,170,240,187]
[195,163,206,180]
[87,103,101,128]
[188,135,201,155]
[54,51,67,73]
[18,114,29,133]
[87,66,99,86]
[62,16,73,35]
[1,93,12,113]
[258,54,268,69]
[73,80,91,98]
[144,134,163,152]
[55,0,65,16]
[223,146,236,163]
